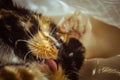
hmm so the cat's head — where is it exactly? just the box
[0,0,85,79]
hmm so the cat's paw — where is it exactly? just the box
[58,38,85,80]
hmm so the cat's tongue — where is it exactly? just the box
[45,59,57,73]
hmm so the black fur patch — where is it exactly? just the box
[0,0,41,61]
[58,38,85,80]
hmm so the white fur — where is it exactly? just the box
[0,39,23,63]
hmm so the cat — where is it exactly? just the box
[0,0,85,80]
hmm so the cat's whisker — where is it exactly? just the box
[36,53,39,60]
[21,16,36,39]
[37,57,43,62]
[15,39,29,48]
[26,29,35,38]
[41,59,45,63]
[37,31,47,41]
[48,51,56,59]
[44,51,49,59]
[50,39,62,48]
[23,51,32,61]
[35,14,42,38]
[50,26,57,36]
[50,42,56,47]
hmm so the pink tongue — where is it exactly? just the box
[45,59,57,73]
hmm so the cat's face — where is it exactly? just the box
[0,8,59,60]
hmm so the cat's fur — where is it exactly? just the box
[0,0,85,80]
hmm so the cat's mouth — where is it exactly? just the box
[36,58,58,73]
[44,59,58,72]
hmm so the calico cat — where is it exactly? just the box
[0,0,85,80]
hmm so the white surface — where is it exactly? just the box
[62,0,120,28]
[12,0,75,16]
[13,0,120,27]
